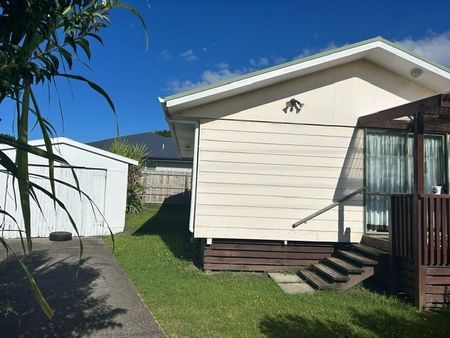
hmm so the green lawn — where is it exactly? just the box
[108,204,450,338]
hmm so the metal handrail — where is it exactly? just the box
[292,187,365,228]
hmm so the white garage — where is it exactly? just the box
[0,137,137,239]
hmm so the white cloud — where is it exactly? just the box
[166,49,322,93]
[217,62,229,69]
[180,49,198,62]
[166,79,198,93]
[167,53,293,93]
[293,42,337,60]
[167,64,244,92]
[294,48,313,59]
[202,68,243,83]
[396,32,450,68]
[273,56,287,64]
[160,49,171,60]
[249,57,269,67]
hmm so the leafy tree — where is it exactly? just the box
[153,129,171,137]
[0,0,146,319]
[108,139,148,214]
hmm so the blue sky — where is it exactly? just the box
[2,0,450,142]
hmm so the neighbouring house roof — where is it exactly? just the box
[160,36,450,114]
[88,132,186,161]
[0,137,138,165]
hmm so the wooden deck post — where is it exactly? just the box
[413,112,426,309]
[389,195,399,293]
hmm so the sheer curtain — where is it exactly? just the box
[366,131,445,232]
[424,135,445,193]
[366,131,412,231]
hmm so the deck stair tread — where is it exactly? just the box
[299,270,335,290]
[301,245,381,291]
[352,244,388,257]
[325,257,364,274]
[314,263,349,282]
[337,250,379,266]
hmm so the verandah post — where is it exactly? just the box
[413,111,426,310]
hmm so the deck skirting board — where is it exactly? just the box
[202,239,348,272]
[425,266,450,309]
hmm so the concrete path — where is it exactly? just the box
[269,272,315,294]
[0,238,165,337]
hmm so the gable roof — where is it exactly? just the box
[88,132,183,160]
[160,36,450,114]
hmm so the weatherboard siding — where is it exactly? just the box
[181,58,437,243]
[194,119,364,242]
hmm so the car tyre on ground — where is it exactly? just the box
[49,231,72,241]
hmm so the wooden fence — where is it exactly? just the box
[141,169,192,205]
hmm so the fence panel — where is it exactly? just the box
[141,169,192,205]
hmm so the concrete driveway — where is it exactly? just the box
[0,238,165,337]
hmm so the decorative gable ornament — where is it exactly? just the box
[283,98,304,114]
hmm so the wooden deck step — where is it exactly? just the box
[337,250,379,266]
[314,263,349,282]
[299,270,335,290]
[361,235,390,252]
[325,257,364,274]
[352,244,388,258]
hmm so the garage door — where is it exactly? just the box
[0,166,107,238]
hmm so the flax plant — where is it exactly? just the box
[0,0,146,318]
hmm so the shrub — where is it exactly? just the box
[108,139,148,214]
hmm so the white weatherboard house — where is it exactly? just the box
[160,37,450,273]
[0,137,137,239]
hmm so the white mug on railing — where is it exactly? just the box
[432,185,442,195]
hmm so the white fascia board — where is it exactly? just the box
[17,137,139,165]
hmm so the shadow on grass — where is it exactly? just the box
[133,196,201,265]
[0,250,126,336]
[259,305,450,338]
[259,313,357,338]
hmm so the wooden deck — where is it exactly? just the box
[392,194,450,309]
[359,94,450,310]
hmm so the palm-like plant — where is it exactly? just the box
[108,138,149,214]
[0,0,146,318]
